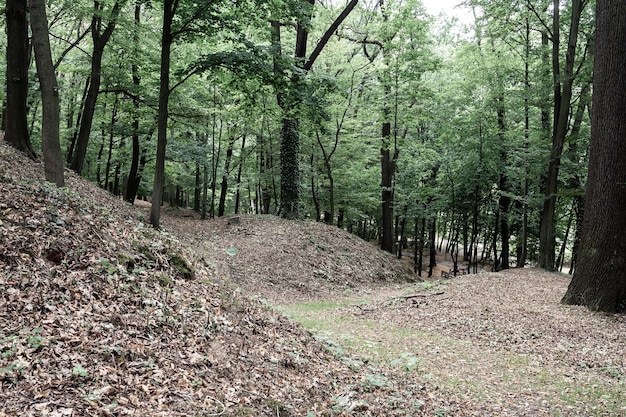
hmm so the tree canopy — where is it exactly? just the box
[4,0,620,310]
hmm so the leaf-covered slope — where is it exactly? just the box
[0,140,431,416]
[161,214,417,304]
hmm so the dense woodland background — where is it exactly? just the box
[1,0,594,274]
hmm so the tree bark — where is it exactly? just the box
[276,0,358,219]
[30,0,64,186]
[380,121,397,253]
[538,0,585,271]
[234,135,246,214]
[496,100,509,270]
[70,1,122,175]
[218,135,236,217]
[150,0,177,228]
[125,1,143,204]
[562,0,626,313]
[5,0,36,159]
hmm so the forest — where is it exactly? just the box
[2,0,626,414]
[2,0,596,270]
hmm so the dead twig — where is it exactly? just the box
[397,291,445,300]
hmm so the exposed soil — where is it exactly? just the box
[1,138,625,416]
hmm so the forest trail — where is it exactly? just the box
[160,209,626,417]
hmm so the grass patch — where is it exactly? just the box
[279,294,626,417]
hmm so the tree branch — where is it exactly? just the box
[304,0,359,71]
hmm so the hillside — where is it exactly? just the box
[157,209,417,305]
[0,140,431,416]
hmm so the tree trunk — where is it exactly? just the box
[66,77,90,164]
[310,152,321,221]
[539,0,585,271]
[150,0,176,228]
[5,0,36,159]
[234,135,246,214]
[70,1,122,175]
[562,0,626,313]
[30,0,64,186]
[218,135,236,217]
[125,2,143,204]
[428,217,437,278]
[380,120,397,253]
[280,117,300,219]
[275,0,357,219]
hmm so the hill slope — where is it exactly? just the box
[160,212,417,304]
[0,141,429,416]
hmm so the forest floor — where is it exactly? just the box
[161,209,626,417]
[1,137,625,416]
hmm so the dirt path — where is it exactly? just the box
[279,271,626,416]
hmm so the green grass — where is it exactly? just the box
[280,295,626,417]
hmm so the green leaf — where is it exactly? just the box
[72,364,88,377]
[225,248,238,256]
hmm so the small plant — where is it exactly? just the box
[157,274,174,288]
[72,364,88,377]
[361,373,390,391]
[0,361,26,378]
[390,354,420,372]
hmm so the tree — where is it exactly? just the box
[69,0,123,175]
[562,0,626,313]
[30,0,64,187]
[4,0,36,159]
[538,0,589,271]
[150,0,177,228]
[124,1,144,203]
[275,0,358,219]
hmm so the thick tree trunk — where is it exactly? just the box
[275,0,357,219]
[562,0,626,313]
[279,118,300,219]
[5,0,36,159]
[30,0,64,186]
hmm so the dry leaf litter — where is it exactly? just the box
[0,139,435,416]
[1,138,625,417]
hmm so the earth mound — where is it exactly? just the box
[0,140,431,416]
[161,213,417,304]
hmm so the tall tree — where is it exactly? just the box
[150,0,177,228]
[30,0,64,186]
[562,0,626,313]
[69,0,123,175]
[275,0,358,219]
[4,0,36,159]
[124,1,147,203]
[538,0,588,270]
